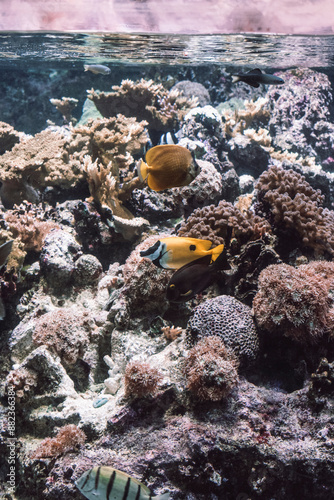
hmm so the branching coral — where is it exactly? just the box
[187,295,259,366]
[0,121,22,154]
[184,336,239,401]
[124,360,162,398]
[253,262,334,343]
[177,199,271,249]
[30,424,86,459]
[32,308,95,364]
[87,78,197,132]
[255,164,334,255]
[50,97,79,124]
[4,202,59,252]
[221,97,270,138]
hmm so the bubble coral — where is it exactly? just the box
[253,262,334,343]
[30,424,86,459]
[184,336,239,401]
[187,295,259,366]
[255,164,334,255]
[124,360,162,398]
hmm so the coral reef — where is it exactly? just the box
[253,262,334,343]
[187,295,260,366]
[124,360,162,398]
[0,121,22,154]
[184,336,239,401]
[178,199,271,248]
[255,164,334,255]
[30,424,86,459]
[50,97,79,124]
[87,78,197,132]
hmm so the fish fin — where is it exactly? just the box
[247,68,262,74]
[231,75,240,83]
[210,243,225,262]
[247,82,260,88]
[211,246,230,271]
[147,176,166,192]
[180,289,193,297]
[155,493,171,500]
[137,159,149,183]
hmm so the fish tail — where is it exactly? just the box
[212,245,230,271]
[137,159,149,182]
[231,75,240,83]
[211,244,225,262]
[154,493,171,500]
[84,65,89,71]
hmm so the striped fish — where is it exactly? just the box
[75,466,171,500]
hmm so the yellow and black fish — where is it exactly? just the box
[140,236,225,270]
[75,465,170,500]
[137,144,199,191]
[166,248,230,302]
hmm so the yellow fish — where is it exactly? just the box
[140,236,225,270]
[75,465,171,500]
[137,144,199,191]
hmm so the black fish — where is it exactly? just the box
[166,248,230,302]
[232,68,284,88]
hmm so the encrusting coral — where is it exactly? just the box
[187,295,259,366]
[124,360,162,398]
[30,424,86,459]
[32,308,96,365]
[253,262,334,343]
[87,78,198,132]
[255,164,334,255]
[184,336,239,401]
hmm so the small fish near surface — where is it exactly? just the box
[140,236,225,270]
[166,247,230,302]
[84,64,111,75]
[137,144,199,191]
[232,68,284,88]
[75,465,171,500]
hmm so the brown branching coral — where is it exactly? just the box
[124,360,162,398]
[0,121,22,154]
[32,308,95,364]
[253,262,334,343]
[222,97,270,138]
[50,97,79,124]
[255,164,334,255]
[178,199,271,249]
[30,424,86,459]
[0,128,88,207]
[87,78,197,131]
[4,202,59,252]
[184,336,239,401]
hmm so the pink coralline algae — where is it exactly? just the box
[253,262,334,343]
[30,424,86,459]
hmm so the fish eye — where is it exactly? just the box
[169,284,176,289]
[189,244,196,251]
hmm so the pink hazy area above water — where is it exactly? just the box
[0,0,333,34]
